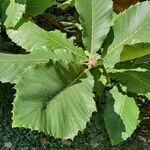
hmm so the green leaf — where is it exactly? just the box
[7,21,85,60]
[120,43,150,62]
[111,70,150,94]
[75,0,113,54]
[145,93,150,100]
[104,87,139,145]
[59,0,75,10]
[4,0,26,28]
[26,0,56,16]
[13,62,96,139]
[104,2,150,68]
[0,47,74,83]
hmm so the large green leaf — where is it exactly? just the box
[0,47,74,83]
[13,62,96,139]
[111,70,150,94]
[26,0,56,16]
[7,21,85,60]
[75,0,113,54]
[120,43,150,62]
[4,0,26,28]
[104,2,150,68]
[104,87,139,145]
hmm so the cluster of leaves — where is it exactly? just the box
[0,0,150,145]
[1,83,149,149]
[0,83,110,149]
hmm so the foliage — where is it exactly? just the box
[1,83,149,149]
[0,0,150,145]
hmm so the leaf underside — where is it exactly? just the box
[0,47,74,83]
[13,62,96,139]
[7,21,85,61]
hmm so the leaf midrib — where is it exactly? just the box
[90,1,94,55]
[107,17,147,55]
[43,68,90,107]
[107,25,144,55]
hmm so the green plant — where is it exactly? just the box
[0,0,150,145]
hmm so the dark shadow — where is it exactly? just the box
[45,61,87,103]
[101,27,114,57]
[15,0,26,4]
[91,67,106,98]
[55,61,87,86]
[1,0,10,25]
